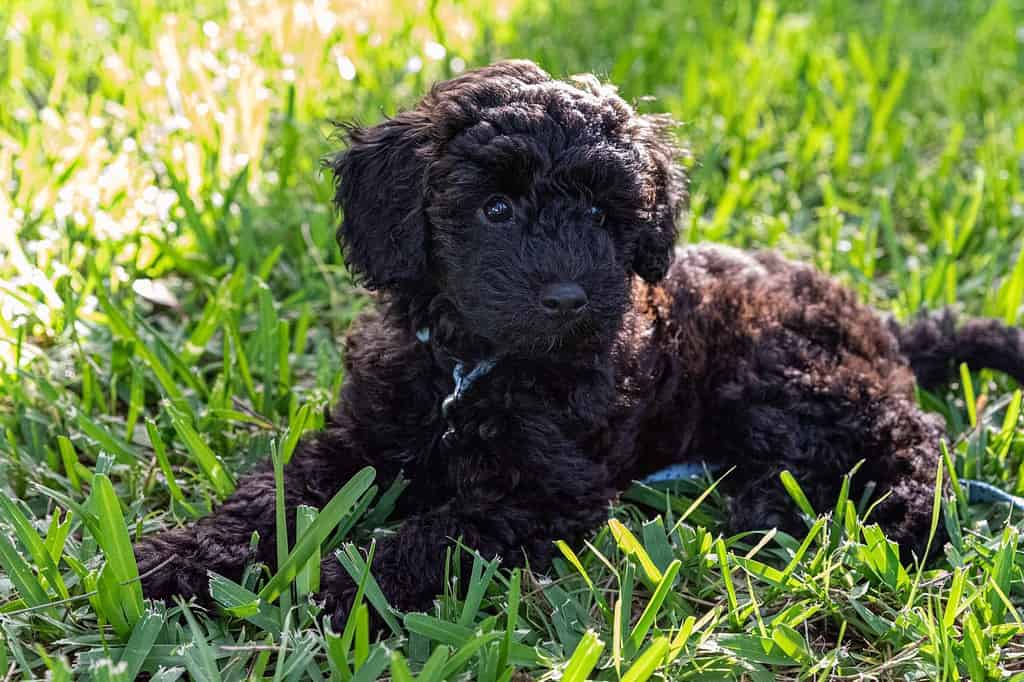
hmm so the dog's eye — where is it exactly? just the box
[589,205,606,225]
[483,196,514,223]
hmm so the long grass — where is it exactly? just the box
[1,0,1023,679]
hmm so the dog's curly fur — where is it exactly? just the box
[135,60,1024,626]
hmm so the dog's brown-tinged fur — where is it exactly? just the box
[135,60,1024,625]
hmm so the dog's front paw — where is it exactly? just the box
[319,558,424,633]
[134,529,210,603]
[323,587,359,633]
[318,558,360,632]
[320,574,394,635]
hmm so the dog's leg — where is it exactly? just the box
[317,482,612,628]
[718,393,945,559]
[134,433,369,603]
[315,393,617,626]
[854,397,948,556]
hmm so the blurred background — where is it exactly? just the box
[3,1,1022,342]
[1,1,1023,678]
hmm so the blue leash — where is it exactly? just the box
[962,479,1024,511]
[642,463,1024,512]
[641,462,723,484]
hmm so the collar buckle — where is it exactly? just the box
[418,327,497,446]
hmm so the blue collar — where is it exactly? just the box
[448,359,497,406]
[417,328,497,437]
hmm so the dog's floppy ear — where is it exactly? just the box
[329,110,435,294]
[632,115,686,284]
[328,60,551,295]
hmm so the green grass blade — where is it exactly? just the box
[147,421,200,518]
[177,600,224,682]
[76,412,139,464]
[335,542,403,636]
[440,633,503,680]
[118,608,165,680]
[620,636,669,682]
[779,471,814,519]
[0,531,49,607]
[43,508,73,564]
[90,473,145,630]
[562,630,605,682]
[987,527,1018,623]
[259,467,375,603]
[716,538,740,627]
[629,559,681,650]
[496,567,520,675]
[280,404,312,466]
[95,290,184,402]
[960,363,977,428]
[609,518,662,587]
[458,553,500,628]
[272,446,292,617]
[389,651,415,682]
[350,644,390,682]
[0,496,68,599]
[418,644,452,682]
[56,435,82,492]
[209,572,282,635]
[167,406,236,498]
[295,505,320,597]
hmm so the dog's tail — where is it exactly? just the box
[891,309,1024,389]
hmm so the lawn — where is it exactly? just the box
[1,0,1023,679]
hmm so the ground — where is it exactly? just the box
[1,0,1023,679]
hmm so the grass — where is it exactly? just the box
[1,0,1023,678]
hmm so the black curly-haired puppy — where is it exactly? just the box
[136,60,1024,626]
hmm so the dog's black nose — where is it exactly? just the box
[540,282,588,315]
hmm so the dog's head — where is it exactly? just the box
[330,60,685,358]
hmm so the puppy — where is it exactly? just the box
[136,60,1024,625]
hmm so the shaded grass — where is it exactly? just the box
[1,0,1023,678]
